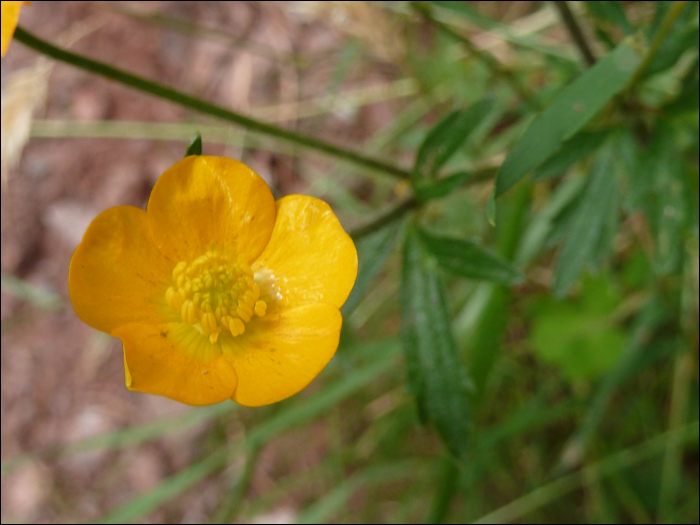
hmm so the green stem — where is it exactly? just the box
[426,453,459,524]
[626,1,690,91]
[13,26,410,180]
[349,197,418,241]
[210,444,261,524]
[347,163,496,241]
[411,2,539,108]
[657,347,694,522]
[553,1,597,67]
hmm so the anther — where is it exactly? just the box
[254,300,267,317]
[166,250,268,342]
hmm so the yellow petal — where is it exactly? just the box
[222,303,341,407]
[1,1,27,57]
[115,322,238,406]
[254,195,357,309]
[123,349,132,387]
[146,156,276,264]
[69,206,174,334]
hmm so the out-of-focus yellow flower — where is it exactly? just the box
[69,156,357,406]
[1,1,28,57]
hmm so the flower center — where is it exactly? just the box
[165,250,267,344]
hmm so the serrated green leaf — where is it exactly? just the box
[341,219,403,316]
[496,43,640,196]
[532,129,611,180]
[552,145,620,296]
[419,228,522,284]
[412,99,494,191]
[185,132,202,156]
[401,225,471,457]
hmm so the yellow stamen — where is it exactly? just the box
[254,300,267,317]
[229,317,245,336]
[166,249,267,341]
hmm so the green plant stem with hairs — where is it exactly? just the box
[13,26,410,181]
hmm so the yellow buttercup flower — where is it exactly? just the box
[69,156,358,406]
[1,1,28,57]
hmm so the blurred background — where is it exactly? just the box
[1,1,698,523]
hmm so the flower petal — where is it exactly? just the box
[115,322,238,406]
[1,1,26,57]
[147,156,276,264]
[222,303,341,406]
[69,205,174,334]
[253,196,357,310]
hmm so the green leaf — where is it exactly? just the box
[412,99,494,192]
[401,225,471,457]
[486,190,497,226]
[531,275,627,381]
[454,283,511,402]
[621,122,691,275]
[496,43,640,196]
[654,154,688,275]
[341,218,403,316]
[516,175,587,266]
[419,228,523,284]
[552,145,620,296]
[643,25,699,80]
[532,129,611,180]
[556,296,673,467]
[664,72,699,115]
[185,132,202,156]
[585,2,634,35]
[415,170,472,201]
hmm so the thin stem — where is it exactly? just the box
[347,163,497,241]
[626,1,690,92]
[427,453,459,524]
[553,1,597,66]
[13,27,410,180]
[411,2,539,107]
[657,347,694,522]
[349,197,418,241]
[211,444,261,524]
